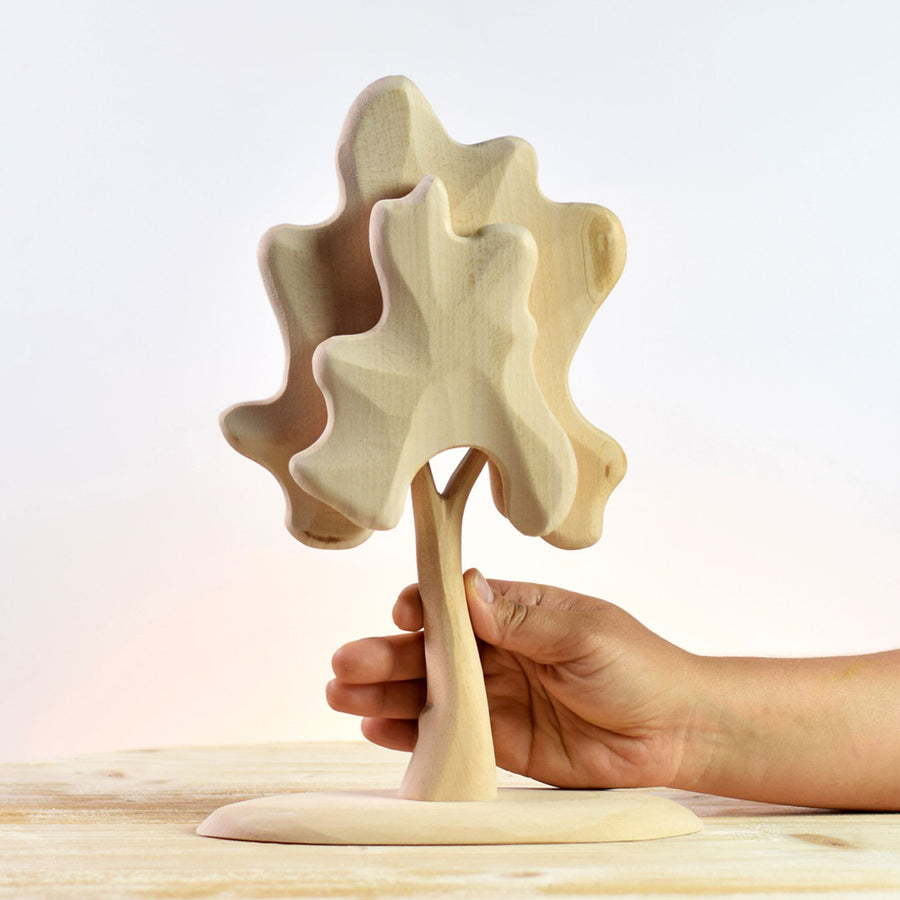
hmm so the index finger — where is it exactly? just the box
[331,632,426,684]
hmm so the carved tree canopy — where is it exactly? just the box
[291,176,577,536]
[221,76,626,549]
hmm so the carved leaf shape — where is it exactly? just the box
[222,76,625,548]
[291,177,577,536]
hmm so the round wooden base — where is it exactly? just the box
[197,787,702,845]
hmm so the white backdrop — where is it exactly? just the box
[1,0,898,762]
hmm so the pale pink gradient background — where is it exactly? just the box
[2,1,898,762]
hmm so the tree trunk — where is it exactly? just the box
[397,451,497,801]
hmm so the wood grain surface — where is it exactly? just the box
[2,742,898,898]
[291,174,576,538]
[221,75,626,551]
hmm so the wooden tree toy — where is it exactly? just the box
[200,77,701,845]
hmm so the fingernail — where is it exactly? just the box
[473,570,494,604]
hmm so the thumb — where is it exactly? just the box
[463,569,584,664]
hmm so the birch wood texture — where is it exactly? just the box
[399,452,497,801]
[220,74,626,550]
[215,76,629,821]
[286,172,585,803]
[197,786,701,845]
[291,175,576,537]
[4,743,899,899]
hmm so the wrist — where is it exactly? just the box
[669,653,731,795]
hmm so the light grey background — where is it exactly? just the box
[2,0,897,762]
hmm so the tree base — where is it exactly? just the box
[197,787,701,845]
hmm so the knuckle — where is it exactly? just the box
[497,597,530,640]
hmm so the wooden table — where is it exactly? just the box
[2,742,898,898]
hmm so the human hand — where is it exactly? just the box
[329,572,900,808]
[327,570,707,790]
